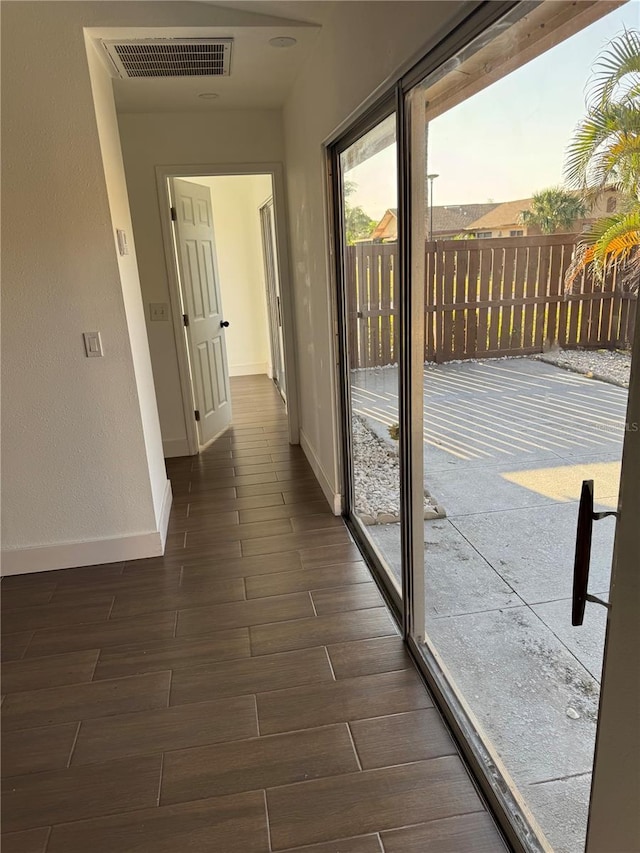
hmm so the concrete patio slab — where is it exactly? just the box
[369,520,521,618]
[426,606,599,786]
[532,598,607,682]
[451,502,615,604]
[525,774,592,853]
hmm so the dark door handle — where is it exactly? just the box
[220,321,230,328]
[572,479,617,626]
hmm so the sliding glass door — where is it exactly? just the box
[333,2,639,851]
[335,107,403,609]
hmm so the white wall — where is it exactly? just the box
[119,111,285,455]
[85,38,168,528]
[0,1,177,572]
[182,175,273,378]
[282,1,464,501]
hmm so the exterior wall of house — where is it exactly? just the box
[183,175,273,380]
[119,111,285,455]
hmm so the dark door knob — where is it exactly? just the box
[220,320,230,328]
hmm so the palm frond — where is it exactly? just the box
[565,208,640,289]
[564,103,640,189]
[589,29,640,106]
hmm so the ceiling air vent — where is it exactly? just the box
[101,39,233,79]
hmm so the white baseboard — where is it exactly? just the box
[229,362,268,377]
[163,438,191,458]
[1,530,165,576]
[158,479,173,550]
[299,429,342,516]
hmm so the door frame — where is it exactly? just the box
[156,162,300,456]
[259,196,287,401]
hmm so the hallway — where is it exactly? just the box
[1,376,506,852]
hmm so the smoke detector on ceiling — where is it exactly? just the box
[101,39,233,79]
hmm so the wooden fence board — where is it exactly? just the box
[345,243,357,367]
[466,247,480,358]
[443,245,455,359]
[380,246,392,364]
[453,247,468,358]
[546,241,563,348]
[344,235,634,367]
[488,246,503,353]
[477,246,492,354]
[425,245,436,361]
[534,241,550,349]
[523,244,539,350]
[499,245,516,352]
[511,244,528,350]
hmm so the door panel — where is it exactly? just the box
[172,178,232,447]
[402,4,637,852]
[335,110,402,609]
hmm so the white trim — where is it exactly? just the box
[229,362,269,377]
[1,531,165,576]
[300,428,342,516]
[155,162,300,452]
[163,438,191,458]
[157,479,173,550]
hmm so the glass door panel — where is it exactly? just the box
[406,2,637,851]
[337,112,402,600]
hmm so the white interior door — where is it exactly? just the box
[171,178,232,448]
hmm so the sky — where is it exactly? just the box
[345,1,639,221]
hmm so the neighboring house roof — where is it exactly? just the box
[465,199,533,231]
[370,209,398,241]
[431,203,499,234]
[371,202,500,241]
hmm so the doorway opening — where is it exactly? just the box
[158,167,297,455]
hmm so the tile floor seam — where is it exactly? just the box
[323,646,337,681]
[308,590,318,617]
[66,722,82,768]
[156,752,164,806]
[106,596,116,621]
[17,631,36,660]
[253,694,261,736]
[262,789,273,853]
[345,722,363,771]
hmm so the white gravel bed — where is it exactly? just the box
[535,348,631,388]
[352,416,444,524]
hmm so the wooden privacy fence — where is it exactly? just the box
[345,234,636,367]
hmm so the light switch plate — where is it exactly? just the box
[149,303,169,322]
[83,331,103,358]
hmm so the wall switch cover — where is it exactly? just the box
[83,331,103,357]
[149,303,169,322]
[116,229,129,255]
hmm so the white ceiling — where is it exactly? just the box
[90,10,320,113]
[202,1,335,25]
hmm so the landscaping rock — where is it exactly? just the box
[536,347,631,388]
[351,415,444,523]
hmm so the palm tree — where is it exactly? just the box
[564,29,640,289]
[520,187,586,234]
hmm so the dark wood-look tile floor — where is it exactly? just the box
[1,376,508,852]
